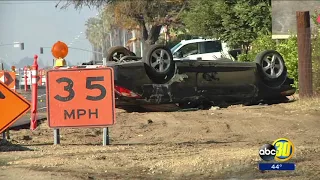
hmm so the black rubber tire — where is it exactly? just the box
[144,44,176,84]
[107,46,133,62]
[255,50,287,87]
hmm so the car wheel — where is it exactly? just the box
[107,46,133,62]
[144,44,176,84]
[255,50,287,87]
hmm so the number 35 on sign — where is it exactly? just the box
[46,68,115,128]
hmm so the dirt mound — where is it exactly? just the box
[1,101,320,179]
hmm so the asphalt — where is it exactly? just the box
[9,87,47,129]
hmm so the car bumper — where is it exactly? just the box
[280,86,296,96]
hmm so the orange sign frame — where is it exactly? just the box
[0,82,31,133]
[46,68,115,128]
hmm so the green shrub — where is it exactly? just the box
[311,33,320,94]
[310,10,320,94]
[238,30,320,93]
[276,36,299,89]
[238,32,299,89]
[238,32,276,62]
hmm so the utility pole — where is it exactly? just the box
[132,30,136,54]
[109,32,113,47]
[0,58,4,70]
[123,29,127,47]
[99,23,105,65]
[101,33,106,64]
[100,13,108,64]
[296,11,313,98]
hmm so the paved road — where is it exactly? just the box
[9,87,47,129]
[17,87,47,111]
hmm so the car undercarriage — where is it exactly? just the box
[81,45,296,112]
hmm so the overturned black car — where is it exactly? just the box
[82,45,296,111]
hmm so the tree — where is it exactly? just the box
[85,17,102,48]
[183,0,271,53]
[108,0,187,45]
[85,16,110,59]
[58,0,188,49]
[56,0,114,9]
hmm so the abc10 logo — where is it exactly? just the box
[259,138,294,162]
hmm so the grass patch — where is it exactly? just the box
[285,95,320,111]
[0,159,9,166]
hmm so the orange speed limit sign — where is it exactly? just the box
[46,68,115,128]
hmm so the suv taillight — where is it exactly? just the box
[114,85,141,98]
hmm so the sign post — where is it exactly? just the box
[1,132,5,140]
[0,81,31,134]
[54,128,60,145]
[24,66,28,91]
[46,67,115,145]
[19,68,22,90]
[103,127,109,146]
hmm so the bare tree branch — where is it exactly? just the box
[56,0,114,10]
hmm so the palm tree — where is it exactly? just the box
[85,17,104,60]
[86,13,117,59]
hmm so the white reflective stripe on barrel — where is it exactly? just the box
[31,70,37,84]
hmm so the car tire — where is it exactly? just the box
[107,46,133,62]
[144,44,176,84]
[255,50,287,87]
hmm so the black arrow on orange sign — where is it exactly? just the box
[0,91,5,99]
[4,72,13,86]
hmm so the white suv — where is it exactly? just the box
[171,39,234,61]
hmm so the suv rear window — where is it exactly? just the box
[203,41,222,53]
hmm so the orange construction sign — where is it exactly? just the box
[46,68,115,128]
[0,71,16,90]
[0,81,31,133]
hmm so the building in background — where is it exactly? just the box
[272,0,320,39]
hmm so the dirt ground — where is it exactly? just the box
[1,97,320,180]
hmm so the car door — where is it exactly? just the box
[198,41,224,60]
[174,42,200,60]
[193,60,258,101]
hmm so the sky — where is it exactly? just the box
[0,1,99,67]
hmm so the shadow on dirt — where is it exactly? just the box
[50,139,246,147]
[9,118,47,131]
[112,140,248,147]
[22,143,54,147]
[119,97,296,113]
[28,165,176,180]
[0,140,33,152]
